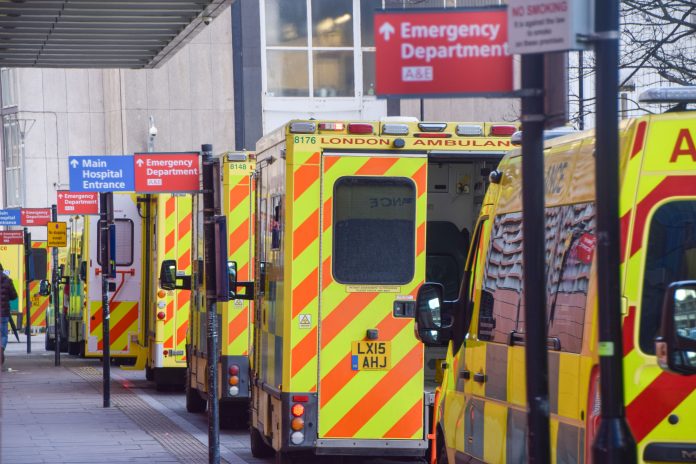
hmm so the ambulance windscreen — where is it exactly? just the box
[332,176,416,285]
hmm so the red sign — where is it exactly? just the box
[574,233,597,265]
[57,191,99,215]
[374,8,513,97]
[21,208,51,226]
[0,230,24,245]
[134,153,200,193]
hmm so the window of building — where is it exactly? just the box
[1,68,18,109]
[97,219,135,267]
[333,176,416,284]
[3,119,21,207]
[640,201,696,354]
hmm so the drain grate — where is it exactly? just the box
[72,366,226,464]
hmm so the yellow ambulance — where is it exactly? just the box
[66,216,87,355]
[246,119,516,462]
[414,88,696,463]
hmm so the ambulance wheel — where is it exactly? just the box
[45,334,55,351]
[78,341,85,358]
[249,426,274,458]
[145,366,154,381]
[185,369,206,413]
[59,338,69,353]
[436,426,449,464]
[68,342,79,356]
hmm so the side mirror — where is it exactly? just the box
[39,279,51,297]
[415,282,453,346]
[655,281,696,375]
[228,260,254,301]
[159,259,178,291]
[79,261,87,283]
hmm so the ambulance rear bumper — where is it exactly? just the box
[314,439,427,457]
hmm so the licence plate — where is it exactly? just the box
[351,341,391,371]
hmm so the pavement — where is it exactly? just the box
[0,334,422,464]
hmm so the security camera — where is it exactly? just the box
[203,16,213,26]
[149,125,158,137]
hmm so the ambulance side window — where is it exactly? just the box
[640,200,696,354]
[271,196,282,250]
[333,176,416,284]
[479,213,523,343]
[96,219,134,267]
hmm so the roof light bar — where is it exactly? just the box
[456,124,483,136]
[382,124,409,135]
[348,123,374,134]
[639,86,696,104]
[289,122,316,134]
[418,122,447,132]
[319,122,345,131]
[490,125,517,136]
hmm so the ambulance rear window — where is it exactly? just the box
[640,200,696,354]
[332,176,416,284]
[30,248,48,281]
[97,218,134,267]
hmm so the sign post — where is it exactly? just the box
[23,228,31,354]
[99,192,114,408]
[51,205,60,367]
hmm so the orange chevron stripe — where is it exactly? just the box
[323,156,340,172]
[177,319,188,346]
[178,249,191,270]
[292,268,318,318]
[165,197,176,217]
[322,257,332,290]
[413,164,427,197]
[416,223,425,256]
[165,231,175,254]
[383,399,423,438]
[325,344,422,437]
[293,210,319,260]
[238,262,250,281]
[320,314,411,407]
[30,300,49,325]
[177,290,191,310]
[292,326,317,377]
[355,157,399,176]
[166,301,174,320]
[320,293,379,349]
[229,218,250,255]
[178,212,192,238]
[228,307,249,344]
[98,304,138,350]
[294,153,320,201]
[323,199,332,232]
[229,183,249,212]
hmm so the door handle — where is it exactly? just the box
[473,372,487,384]
[459,370,471,380]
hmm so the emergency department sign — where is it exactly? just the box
[57,191,99,215]
[374,7,513,97]
[0,230,24,245]
[21,208,51,226]
[133,152,200,193]
[47,222,67,247]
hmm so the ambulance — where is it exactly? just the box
[160,152,255,422]
[414,88,696,463]
[137,193,192,388]
[66,194,144,362]
[244,119,516,462]
[66,215,88,355]
[45,246,70,352]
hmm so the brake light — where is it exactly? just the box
[348,123,373,134]
[291,417,304,431]
[414,133,451,138]
[229,376,239,386]
[585,366,601,464]
[490,125,517,136]
[319,122,345,131]
[291,403,305,417]
[229,364,240,376]
[156,311,166,320]
[292,395,309,403]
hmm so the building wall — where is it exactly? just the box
[3,9,235,238]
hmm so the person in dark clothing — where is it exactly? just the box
[0,263,19,366]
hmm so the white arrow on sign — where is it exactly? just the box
[379,22,395,41]
[58,193,63,199]
[70,159,79,168]
[136,158,144,167]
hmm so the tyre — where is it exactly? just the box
[145,366,154,381]
[68,342,79,356]
[45,333,55,351]
[185,368,206,413]
[59,338,69,353]
[436,426,449,464]
[250,425,274,458]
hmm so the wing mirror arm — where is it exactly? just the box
[159,259,191,291]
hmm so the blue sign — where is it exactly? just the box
[0,209,21,226]
[68,155,134,192]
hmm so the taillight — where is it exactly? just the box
[291,403,305,417]
[156,311,166,320]
[157,290,166,298]
[228,363,241,396]
[228,376,239,386]
[291,418,304,431]
[292,395,309,402]
[585,366,601,463]
[229,364,240,376]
